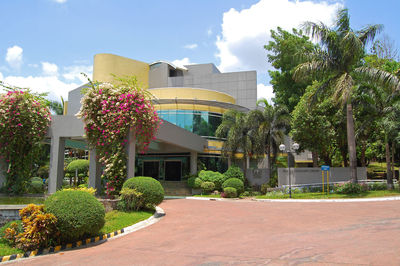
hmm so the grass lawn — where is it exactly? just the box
[99,210,153,234]
[193,194,221,198]
[0,197,45,205]
[256,190,400,199]
[0,210,154,257]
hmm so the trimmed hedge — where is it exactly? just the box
[198,170,225,190]
[187,177,203,189]
[65,159,89,174]
[222,178,244,195]
[44,190,105,242]
[122,176,164,209]
[223,187,237,198]
[201,181,215,194]
[223,166,244,182]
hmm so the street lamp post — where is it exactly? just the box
[279,142,299,198]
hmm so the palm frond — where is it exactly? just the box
[336,8,350,34]
[354,66,400,93]
[357,24,383,46]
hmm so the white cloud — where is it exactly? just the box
[216,0,342,73]
[0,72,3,81]
[5,45,23,69]
[28,63,39,68]
[41,62,59,76]
[1,75,78,100]
[171,58,194,68]
[183,44,198,50]
[53,0,67,3]
[257,83,274,104]
[63,65,93,83]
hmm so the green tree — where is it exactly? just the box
[216,110,252,178]
[294,8,399,183]
[247,98,290,178]
[265,27,315,112]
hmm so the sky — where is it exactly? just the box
[0,0,399,102]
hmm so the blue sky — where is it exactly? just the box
[0,0,399,101]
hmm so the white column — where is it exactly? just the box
[190,151,197,175]
[89,148,102,194]
[0,159,6,188]
[127,129,136,179]
[48,137,65,193]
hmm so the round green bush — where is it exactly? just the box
[198,170,225,190]
[65,159,89,174]
[223,166,244,182]
[187,177,203,189]
[44,190,105,242]
[31,176,43,183]
[201,181,215,194]
[194,178,203,189]
[122,176,164,209]
[222,178,244,195]
[30,180,44,193]
[223,187,237,198]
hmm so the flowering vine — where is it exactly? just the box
[0,85,51,194]
[77,76,161,196]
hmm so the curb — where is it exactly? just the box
[0,206,165,263]
[185,196,400,203]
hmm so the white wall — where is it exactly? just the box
[278,167,367,187]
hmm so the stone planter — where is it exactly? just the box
[98,198,120,212]
[191,188,202,195]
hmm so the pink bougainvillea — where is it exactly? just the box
[0,89,51,194]
[77,77,161,196]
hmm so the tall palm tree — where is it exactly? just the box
[247,99,290,179]
[294,8,399,183]
[216,109,252,177]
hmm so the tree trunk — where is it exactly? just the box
[386,141,394,189]
[346,103,358,183]
[391,142,395,180]
[267,144,272,179]
[361,141,366,167]
[312,151,318,167]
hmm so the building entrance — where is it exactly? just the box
[165,161,181,181]
[143,161,160,179]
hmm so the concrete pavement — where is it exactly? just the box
[8,198,400,265]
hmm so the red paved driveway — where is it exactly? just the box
[9,199,400,265]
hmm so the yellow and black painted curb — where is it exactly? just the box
[0,229,124,263]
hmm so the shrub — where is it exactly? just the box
[223,187,237,198]
[222,178,244,195]
[201,181,215,194]
[187,177,196,188]
[187,177,203,189]
[65,159,89,174]
[368,182,387,191]
[4,204,58,251]
[44,190,105,242]
[62,187,96,195]
[118,188,145,211]
[260,183,271,194]
[29,180,44,193]
[240,191,251,197]
[198,170,225,190]
[31,177,43,183]
[194,178,203,189]
[223,166,244,182]
[122,177,164,210]
[334,182,368,194]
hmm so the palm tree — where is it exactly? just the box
[216,109,252,177]
[294,8,400,183]
[247,99,290,179]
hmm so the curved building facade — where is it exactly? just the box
[61,54,257,184]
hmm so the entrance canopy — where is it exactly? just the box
[47,115,207,193]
